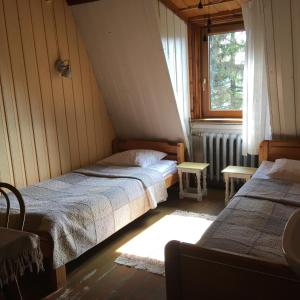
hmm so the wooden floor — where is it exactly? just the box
[32,186,225,300]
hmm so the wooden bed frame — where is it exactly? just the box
[38,139,184,291]
[165,139,300,300]
[259,139,300,163]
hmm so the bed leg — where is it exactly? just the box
[50,266,67,290]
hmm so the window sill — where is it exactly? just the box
[191,118,243,124]
[191,118,243,134]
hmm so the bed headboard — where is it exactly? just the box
[259,140,300,164]
[112,139,185,164]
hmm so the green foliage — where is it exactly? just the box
[209,31,246,111]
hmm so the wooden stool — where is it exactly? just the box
[221,165,257,204]
[177,162,209,201]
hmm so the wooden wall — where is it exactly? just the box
[0,0,115,188]
[72,0,185,142]
[264,0,300,137]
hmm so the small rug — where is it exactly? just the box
[115,210,216,276]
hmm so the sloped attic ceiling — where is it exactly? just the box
[71,0,185,142]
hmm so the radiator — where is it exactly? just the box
[192,133,257,183]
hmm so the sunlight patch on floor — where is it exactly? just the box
[116,210,215,262]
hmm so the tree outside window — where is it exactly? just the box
[209,31,246,111]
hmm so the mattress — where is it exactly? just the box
[147,160,177,177]
[252,160,274,179]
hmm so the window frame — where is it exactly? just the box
[189,22,245,120]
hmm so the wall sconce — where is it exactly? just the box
[55,59,71,78]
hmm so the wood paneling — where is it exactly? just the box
[158,0,188,21]
[181,1,241,19]
[4,0,39,186]
[159,0,242,24]
[0,0,115,188]
[264,0,300,138]
[291,0,300,135]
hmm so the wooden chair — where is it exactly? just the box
[0,182,26,300]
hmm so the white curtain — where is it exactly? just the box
[157,1,191,157]
[242,0,271,155]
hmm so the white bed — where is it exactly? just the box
[0,139,184,291]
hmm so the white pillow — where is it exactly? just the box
[98,149,167,167]
[267,158,300,183]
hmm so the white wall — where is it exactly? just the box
[72,0,185,142]
[264,0,300,137]
[156,1,191,150]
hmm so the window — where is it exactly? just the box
[189,22,246,119]
[209,31,246,111]
[202,26,246,118]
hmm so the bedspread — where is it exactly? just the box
[0,167,167,268]
[198,178,300,265]
[236,178,300,207]
[76,164,167,209]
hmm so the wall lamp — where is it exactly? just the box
[55,59,71,78]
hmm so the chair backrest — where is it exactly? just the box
[0,182,25,230]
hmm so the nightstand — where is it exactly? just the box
[177,162,209,201]
[221,165,257,204]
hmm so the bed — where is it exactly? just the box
[165,139,300,300]
[0,139,184,291]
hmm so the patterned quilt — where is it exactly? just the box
[0,166,167,268]
[236,178,300,207]
[198,178,300,265]
[75,164,167,209]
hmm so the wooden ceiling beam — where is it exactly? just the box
[179,0,235,12]
[158,0,188,22]
[166,0,243,21]
[189,8,243,26]
[189,7,242,20]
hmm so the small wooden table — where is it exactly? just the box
[177,162,209,201]
[221,165,257,204]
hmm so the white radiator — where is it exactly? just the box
[192,133,257,183]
